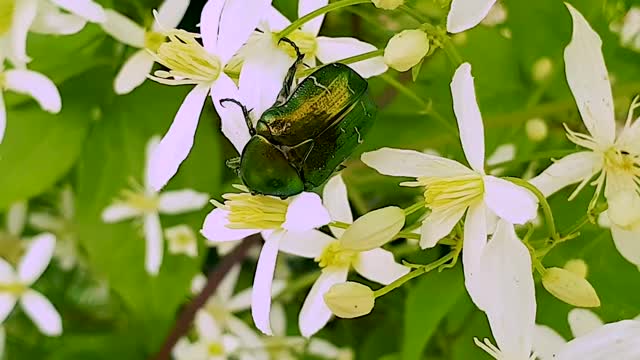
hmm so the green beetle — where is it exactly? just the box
[222,39,377,198]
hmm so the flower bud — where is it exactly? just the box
[525,118,548,142]
[532,57,553,83]
[324,282,375,318]
[606,190,640,231]
[384,30,429,72]
[564,259,588,278]
[542,267,600,308]
[371,0,403,10]
[339,206,405,251]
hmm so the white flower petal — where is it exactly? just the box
[195,310,221,341]
[308,338,342,359]
[564,4,616,145]
[113,50,154,95]
[251,231,283,335]
[0,93,5,143]
[201,208,259,243]
[279,229,335,258]
[420,206,466,249]
[529,151,603,197]
[214,0,272,64]
[101,10,145,47]
[226,315,264,354]
[7,201,27,237]
[210,73,252,153]
[218,265,241,303]
[0,295,17,324]
[446,0,497,33]
[299,266,349,338]
[0,259,16,283]
[20,290,62,336]
[7,0,37,65]
[143,213,163,276]
[323,174,353,237]
[283,192,331,232]
[158,189,209,214]
[533,325,567,360]
[30,4,86,35]
[262,6,291,31]
[28,213,62,233]
[199,0,224,53]
[461,202,487,308]
[50,0,106,23]
[450,63,485,173]
[154,0,190,30]
[477,220,536,359]
[227,279,285,313]
[17,233,55,285]
[147,84,209,191]
[5,69,61,113]
[316,37,388,78]
[353,248,409,285]
[568,309,604,338]
[554,320,640,360]
[270,302,287,337]
[361,148,473,178]
[101,203,141,223]
[483,175,538,225]
[299,0,328,36]
[610,225,640,266]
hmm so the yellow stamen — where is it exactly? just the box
[208,342,225,356]
[215,192,288,230]
[120,189,159,213]
[0,282,26,295]
[275,30,318,59]
[0,0,15,36]
[418,174,484,213]
[316,241,356,268]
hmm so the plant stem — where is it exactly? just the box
[373,251,455,297]
[503,177,559,241]
[278,0,371,39]
[298,49,384,77]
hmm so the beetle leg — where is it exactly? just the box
[219,98,256,135]
[225,157,241,174]
[275,37,305,105]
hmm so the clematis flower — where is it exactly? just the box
[534,309,640,360]
[201,187,330,335]
[173,310,241,360]
[529,4,640,267]
[146,0,272,191]
[101,136,209,275]
[101,0,190,94]
[447,0,497,33]
[361,62,538,306]
[0,233,62,336]
[165,224,198,257]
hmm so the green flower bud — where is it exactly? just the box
[384,30,429,72]
[532,57,553,83]
[542,267,600,308]
[564,259,588,278]
[324,282,375,318]
[339,206,405,251]
[371,0,404,10]
[525,117,548,142]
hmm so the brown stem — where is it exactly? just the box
[151,234,261,360]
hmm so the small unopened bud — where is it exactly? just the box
[324,282,375,318]
[525,117,548,142]
[371,0,403,10]
[542,267,600,308]
[564,259,588,278]
[606,190,640,231]
[384,29,429,72]
[532,57,553,83]
[340,206,405,251]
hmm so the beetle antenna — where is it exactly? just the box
[278,37,303,61]
[275,38,306,105]
[219,98,255,135]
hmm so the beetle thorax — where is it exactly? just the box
[0,0,14,36]
[277,30,318,59]
[216,192,289,230]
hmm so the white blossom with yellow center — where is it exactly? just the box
[101,136,209,275]
[173,310,241,360]
[530,4,640,268]
[201,188,330,335]
[100,0,190,95]
[361,62,538,307]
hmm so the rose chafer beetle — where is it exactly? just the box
[222,39,377,198]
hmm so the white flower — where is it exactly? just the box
[146,0,272,191]
[446,0,497,33]
[101,136,209,275]
[612,7,640,52]
[101,0,190,94]
[165,224,198,257]
[29,0,106,36]
[534,309,640,360]
[529,4,640,267]
[473,220,536,360]
[270,174,409,337]
[201,188,330,335]
[173,310,241,360]
[0,61,61,143]
[0,233,62,336]
[361,62,538,306]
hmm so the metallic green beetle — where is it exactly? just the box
[222,39,377,198]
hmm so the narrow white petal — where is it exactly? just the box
[7,0,37,65]
[568,309,604,338]
[361,148,473,178]
[226,315,264,353]
[199,0,224,52]
[7,201,27,237]
[446,0,497,33]
[316,37,388,78]
[483,175,538,224]
[564,4,616,145]
[201,208,258,243]
[610,225,640,266]
[477,220,536,359]
[462,202,487,308]
[251,231,283,335]
[299,0,328,36]
[533,325,567,360]
[158,189,209,214]
[50,0,106,23]
[18,233,55,285]
[263,6,291,31]
[0,93,5,143]
[298,266,349,338]
[420,206,466,249]
[29,213,63,232]
[228,279,285,313]
[30,3,86,35]
[143,213,164,276]
[283,192,331,232]
[154,0,190,30]
[20,290,62,336]
[210,73,252,153]
[114,51,154,95]
[101,10,145,47]
[279,229,335,258]
[0,295,17,324]
[308,338,342,359]
[5,70,61,113]
[101,203,141,222]
[353,248,409,285]
[529,151,603,197]
[195,310,221,341]
[270,302,287,336]
[323,174,353,237]
[217,265,241,303]
[147,84,209,191]
[554,320,640,360]
[214,0,272,64]
[0,259,16,283]
[451,63,485,173]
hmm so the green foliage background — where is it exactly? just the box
[1,0,640,358]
